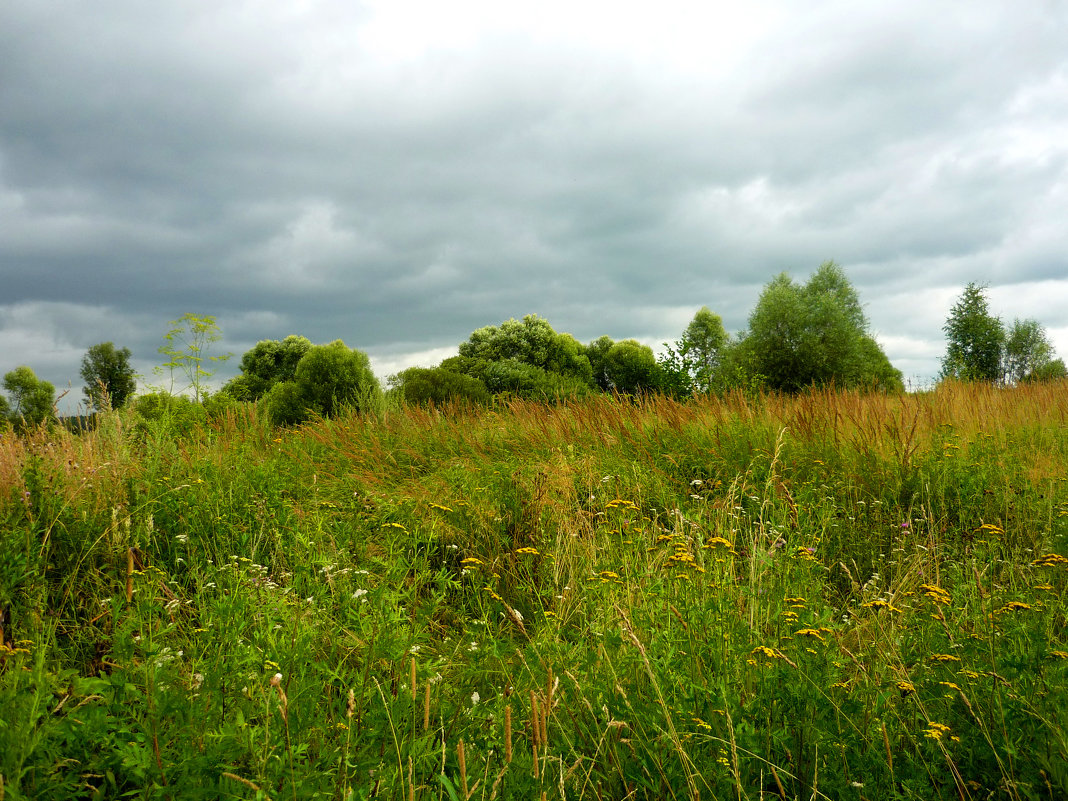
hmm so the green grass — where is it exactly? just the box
[2,381,1067,800]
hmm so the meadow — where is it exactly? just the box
[1,381,1067,800]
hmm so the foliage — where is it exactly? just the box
[155,313,231,402]
[2,382,1067,799]
[585,337,661,394]
[742,262,902,392]
[2,366,56,429]
[457,314,594,390]
[582,335,616,392]
[80,342,137,411]
[1025,357,1067,383]
[601,339,660,394]
[132,390,209,439]
[388,366,490,406]
[223,335,312,401]
[1004,318,1059,384]
[265,340,380,425]
[659,307,730,395]
[941,283,1005,383]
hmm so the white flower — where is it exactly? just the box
[352,589,369,599]
[471,692,480,705]
[690,479,703,486]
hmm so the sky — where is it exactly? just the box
[2,1,1067,411]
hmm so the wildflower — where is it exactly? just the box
[1032,553,1068,567]
[923,722,951,741]
[429,503,453,513]
[897,681,915,695]
[470,692,480,705]
[795,628,825,642]
[997,601,1032,613]
[705,536,734,549]
[1050,651,1068,660]
[461,557,485,567]
[920,584,951,605]
[352,589,369,600]
[515,547,540,555]
[930,654,961,663]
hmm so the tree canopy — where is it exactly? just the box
[223,335,312,401]
[1003,319,1062,384]
[264,340,380,425]
[940,283,1004,383]
[741,262,902,393]
[81,342,137,411]
[3,366,56,428]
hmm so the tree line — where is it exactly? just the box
[2,266,1063,431]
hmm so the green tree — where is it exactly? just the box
[1025,358,1067,383]
[940,283,1005,383]
[389,366,490,406]
[1003,319,1057,384]
[659,307,730,395]
[583,336,617,392]
[602,340,660,394]
[156,313,231,402]
[458,315,593,386]
[449,315,595,400]
[265,340,381,425]
[743,262,902,393]
[3,366,56,428]
[223,335,312,401]
[80,342,137,411]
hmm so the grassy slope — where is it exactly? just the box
[1,381,1067,800]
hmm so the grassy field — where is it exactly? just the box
[2,381,1067,800]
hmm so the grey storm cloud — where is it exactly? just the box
[2,0,1067,408]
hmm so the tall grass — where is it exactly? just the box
[1,381,1066,799]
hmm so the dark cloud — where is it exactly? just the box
[2,0,1067,410]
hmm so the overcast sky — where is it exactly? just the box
[3,1,1067,411]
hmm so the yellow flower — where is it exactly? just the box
[1032,553,1068,567]
[924,722,951,741]
[998,601,1032,613]
[930,653,961,663]
[920,584,951,605]
[515,547,540,555]
[795,628,825,641]
[429,502,453,513]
